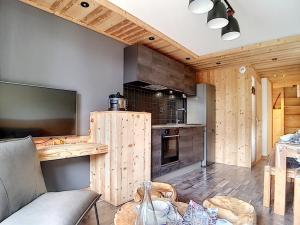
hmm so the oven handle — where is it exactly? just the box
[162,135,180,138]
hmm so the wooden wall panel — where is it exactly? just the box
[272,88,285,145]
[196,66,255,167]
[89,111,151,206]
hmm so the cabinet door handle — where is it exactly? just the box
[162,135,180,138]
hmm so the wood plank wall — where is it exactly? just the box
[272,88,285,145]
[89,111,151,206]
[196,66,258,167]
[284,86,300,134]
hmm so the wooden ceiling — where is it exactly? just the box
[19,0,198,62]
[19,0,300,87]
[259,64,300,88]
[191,36,300,88]
[189,35,300,71]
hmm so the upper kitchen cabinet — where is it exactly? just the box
[124,44,196,95]
[184,65,196,95]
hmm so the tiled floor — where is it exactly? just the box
[81,160,294,225]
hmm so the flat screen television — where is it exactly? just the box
[0,81,77,139]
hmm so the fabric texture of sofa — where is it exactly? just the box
[0,137,100,225]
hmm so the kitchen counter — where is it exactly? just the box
[152,124,205,129]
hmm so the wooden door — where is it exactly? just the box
[256,80,262,162]
[206,85,216,164]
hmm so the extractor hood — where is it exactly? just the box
[124,44,196,96]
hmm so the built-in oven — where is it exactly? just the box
[161,128,179,165]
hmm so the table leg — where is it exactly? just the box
[294,171,300,225]
[263,166,271,208]
[274,147,287,216]
[274,168,286,215]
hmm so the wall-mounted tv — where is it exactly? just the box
[0,81,77,139]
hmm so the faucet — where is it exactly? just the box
[175,108,186,124]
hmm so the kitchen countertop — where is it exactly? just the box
[152,124,205,129]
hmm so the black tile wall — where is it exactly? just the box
[124,85,186,125]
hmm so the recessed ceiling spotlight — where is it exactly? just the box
[80,1,89,8]
[185,57,191,61]
[149,36,155,41]
[272,57,278,61]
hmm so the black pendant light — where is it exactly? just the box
[188,0,214,14]
[207,0,228,29]
[221,10,240,40]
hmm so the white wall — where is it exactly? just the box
[0,0,125,191]
[262,78,273,156]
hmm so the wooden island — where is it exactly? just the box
[89,111,151,206]
[32,111,151,206]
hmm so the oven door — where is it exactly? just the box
[161,129,179,165]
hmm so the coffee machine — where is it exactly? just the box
[108,92,127,111]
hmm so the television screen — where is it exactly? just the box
[0,81,77,139]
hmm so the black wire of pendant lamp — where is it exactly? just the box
[221,10,240,40]
[207,0,228,29]
[188,0,214,14]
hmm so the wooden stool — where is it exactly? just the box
[203,196,256,225]
[134,182,177,203]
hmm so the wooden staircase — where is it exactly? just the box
[284,86,300,134]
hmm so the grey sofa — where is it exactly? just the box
[0,137,100,225]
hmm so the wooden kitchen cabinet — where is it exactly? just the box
[192,127,205,162]
[124,44,196,95]
[179,127,204,166]
[184,66,197,95]
[151,129,162,178]
[151,126,204,178]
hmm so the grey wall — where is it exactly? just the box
[0,0,125,190]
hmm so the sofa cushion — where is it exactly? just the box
[0,137,47,222]
[0,190,99,225]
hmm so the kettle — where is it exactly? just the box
[108,92,127,111]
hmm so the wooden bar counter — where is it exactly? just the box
[89,111,151,206]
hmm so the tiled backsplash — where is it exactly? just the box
[124,85,186,125]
